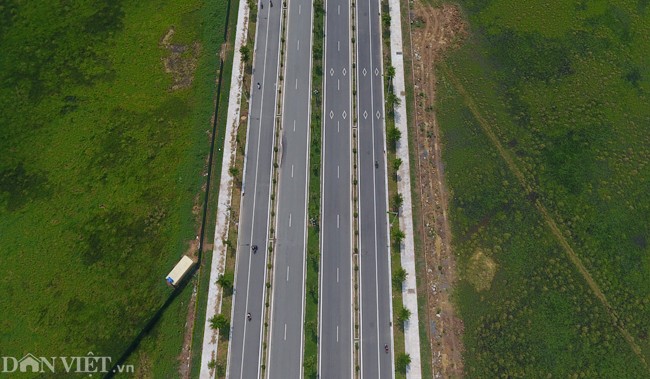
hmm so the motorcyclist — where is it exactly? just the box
[252,244,258,253]
[247,312,252,321]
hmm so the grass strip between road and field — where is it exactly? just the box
[303,1,324,377]
[186,0,241,376]
[198,1,258,376]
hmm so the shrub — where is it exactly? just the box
[209,314,230,336]
[396,305,411,324]
[392,266,407,287]
[396,353,411,373]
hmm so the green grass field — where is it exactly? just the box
[436,0,650,377]
[0,0,228,374]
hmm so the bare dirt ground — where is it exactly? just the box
[161,27,201,91]
[406,2,467,377]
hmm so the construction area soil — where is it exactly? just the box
[404,2,468,377]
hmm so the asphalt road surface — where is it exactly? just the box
[227,2,283,378]
[318,0,354,378]
[356,0,394,377]
[266,0,313,377]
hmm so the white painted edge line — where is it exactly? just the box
[387,0,423,376]
[200,0,249,377]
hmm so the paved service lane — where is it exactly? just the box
[266,0,313,377]
[227,1,283,378]
[356,0,394,377]
[319,0,354,377]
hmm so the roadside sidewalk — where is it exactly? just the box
[388,0,423,377]
[199,0,249,377]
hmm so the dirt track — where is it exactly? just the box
[405,2,467,377]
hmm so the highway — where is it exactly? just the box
[266,0,313,377]
[226,1,283,378]
[355,0,394,377]
[318,0,354,377]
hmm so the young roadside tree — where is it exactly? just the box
[392,227,405,246]
[386,126,401,151]
[392,193,403,212]
[396,305,411,324]
[210,314,230,337]
[392,157,402,172]
[392,266,407,287]
[385,93,401,113]
[217,271,235,295]
[382,13,391,31]
[396,353,411,373]
[385,65,396,81]
[240,44,251,63]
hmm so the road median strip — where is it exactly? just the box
[302,1,324,377]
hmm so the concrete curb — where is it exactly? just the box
[387,0,423,377]
[199,0,249,377]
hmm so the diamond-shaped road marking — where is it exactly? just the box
[330,68,334,76]
[376,111,381,119]
[375,68,379,76]
[342,68,347,76]
[363,111,368,119]
[329,111,334,119]
[362,68,367,76]
[342,111,347,119]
